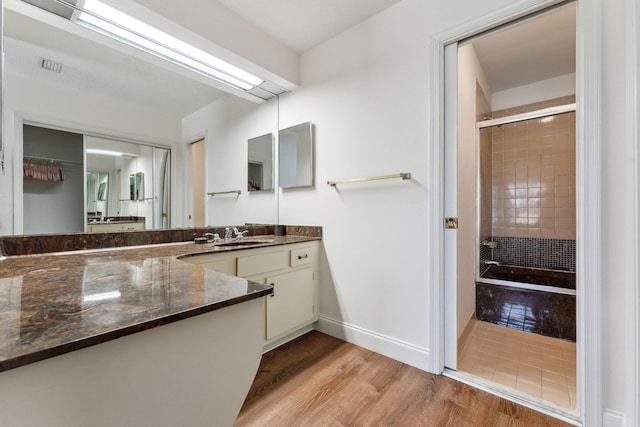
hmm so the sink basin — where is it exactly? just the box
[214,238,275,247]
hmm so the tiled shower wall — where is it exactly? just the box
[479,96,576,271]
[490,236,576,271]
[486,96,576,240]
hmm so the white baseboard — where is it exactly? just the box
[603,409,626,427]
[316,315,430,371]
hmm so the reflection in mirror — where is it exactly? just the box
[87,171,109,216]
[2,0,287,236]
[129,172,144,201]
[2,0,211,235]
[20,125,166,235]
[279,122,314,188]
[23,124,84,234]
[3,0,295,236]
[86,137,170,231]
[247,133,274,192]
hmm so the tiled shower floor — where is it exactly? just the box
[458,319,576,409]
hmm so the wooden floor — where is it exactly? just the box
[235,331,572,426]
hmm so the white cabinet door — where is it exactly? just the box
[265,268,314,340]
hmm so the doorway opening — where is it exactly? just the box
[442,1,581,420]
[187,139,206,227]
[459,103,577,410]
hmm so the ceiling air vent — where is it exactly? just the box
[41,58,63,73]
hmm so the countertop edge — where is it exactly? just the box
[0,286,273,373]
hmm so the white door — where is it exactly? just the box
[187,139,205,227]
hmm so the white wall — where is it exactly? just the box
[492,72,576,111]
[1,72,182,235]
[181,95,278,227]
[277,0,520,368]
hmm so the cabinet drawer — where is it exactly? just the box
[237,251,288,277]
[88,223,123,232]
[181,254,237,275]
[198,258,236,276]
[123,222,145,231]
[290,247,312,267]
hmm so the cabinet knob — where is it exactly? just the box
[298,254,309,260]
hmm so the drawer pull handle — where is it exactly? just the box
[298,254,309,260]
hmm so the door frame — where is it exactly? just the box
[184,136,207,227]
[427,0,603,425]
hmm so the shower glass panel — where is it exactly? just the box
[153,147,171,229]
[476,105,577,286]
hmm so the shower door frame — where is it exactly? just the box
[474,103,577,287]
[427,0,604,425]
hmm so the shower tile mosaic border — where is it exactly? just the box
[486,236,575,272]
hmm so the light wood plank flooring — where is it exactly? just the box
[235,331,571,426]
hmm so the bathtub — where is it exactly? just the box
[476,265,576,341]
[479,265,575,295]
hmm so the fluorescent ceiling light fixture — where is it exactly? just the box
[75,0,263,91]
[87,148,125,156]
[83,290,122,302]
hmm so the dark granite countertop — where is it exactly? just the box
[0,234,320,373]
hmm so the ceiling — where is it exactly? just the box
[219,0,576,92]
[216,0,405,54]
[470,4,576,92]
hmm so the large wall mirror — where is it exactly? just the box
[1,0,281,235]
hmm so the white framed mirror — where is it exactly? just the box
[248,133,274,192]
[279,122,313,189]
[87,171,109,215]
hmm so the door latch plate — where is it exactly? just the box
[444,217,458,229]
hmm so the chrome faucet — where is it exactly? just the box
[482,260,500,267]
[481,239,498,249]
[233,227,249,240]
[224,227,234,241]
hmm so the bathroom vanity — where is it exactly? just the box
[181,240,319,349]
[0,229,320,427]
[86,216,146,232]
